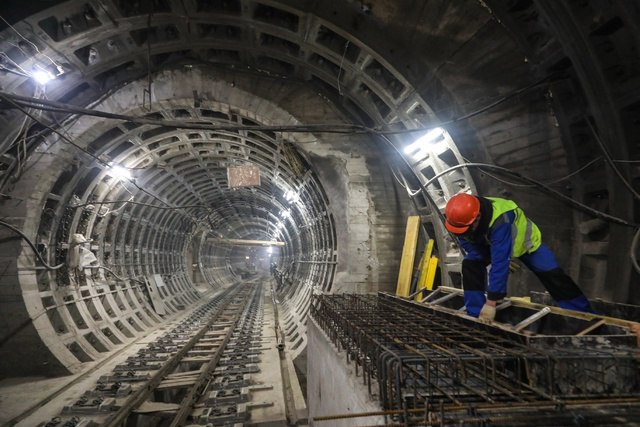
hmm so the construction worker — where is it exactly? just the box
[444,193,593,321]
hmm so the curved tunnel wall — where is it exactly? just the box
[0,68,350,375]
[0,0,638,377]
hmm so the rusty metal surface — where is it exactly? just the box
[310,293,640,425]
[227,164,261,188]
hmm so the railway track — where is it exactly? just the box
[37,282,269,427]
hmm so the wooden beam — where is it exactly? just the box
[396,216,421,297]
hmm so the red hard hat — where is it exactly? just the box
[445,193,480,234]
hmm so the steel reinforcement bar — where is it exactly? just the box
[310,293,640,425]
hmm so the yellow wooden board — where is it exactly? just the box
[414,240,434,300]
[425,256,438,291]
[396,216,421,297]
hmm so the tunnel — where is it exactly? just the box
[0,0,638,426]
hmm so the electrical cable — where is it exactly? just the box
[481,169,534,188]
[631,228,640,275]
[0,92,204,225]
[1,92,366,133]
[0,92,108,165]
[422,162,639,228]
[392,155,640,269]
[379,134,447,227]
[0,14,63,69]
[0,52,30,76]
[544,157,603,185]
[71,199,212,211]
[466,156,604,188]
[585,119,640,201]
[0,220,64,270]
[0,72,557,137]
[86,265,146,285]
[337,40,350,96]
[0,64,30,78]
[377,72,562,136]
[390,166,422,197]
[476,158,640,273]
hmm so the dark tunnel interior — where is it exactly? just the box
[0,0,638,410]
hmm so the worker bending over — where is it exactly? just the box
[444,193,593,322]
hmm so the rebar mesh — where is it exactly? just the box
[310,293,640,425]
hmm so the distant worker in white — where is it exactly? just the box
[444,193,594,322]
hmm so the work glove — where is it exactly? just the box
[478,304,496,323]
[509,260,521,273]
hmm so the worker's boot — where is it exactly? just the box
[557,294,595,313]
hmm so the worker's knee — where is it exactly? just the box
[534,268,584,301]
[520,243,559,272]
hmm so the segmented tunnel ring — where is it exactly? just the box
[0,0,477,376]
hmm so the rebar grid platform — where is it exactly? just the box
[310,293,640,425]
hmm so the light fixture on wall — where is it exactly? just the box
[108,164,132,181]
[31,69,55,85]
[280,209,291,218]
[404,127,447,161]
[284,190,299,203]
[31,62,65,86]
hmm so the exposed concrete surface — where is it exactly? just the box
[307,317,384,426]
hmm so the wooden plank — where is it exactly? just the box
[134,401,181,413]
[157,378,199,391]
[396,216,421,297]
[414,240,434,301]
[576,319,606,336]
[424,256,438,292]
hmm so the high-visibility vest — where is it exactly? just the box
[486,197,541,257]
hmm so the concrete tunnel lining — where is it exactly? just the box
[5,66,368,375]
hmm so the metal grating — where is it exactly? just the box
[310,293,640,425]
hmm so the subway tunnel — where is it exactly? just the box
[0,0,639,425]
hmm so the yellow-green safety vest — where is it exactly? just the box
[486,197,541,257]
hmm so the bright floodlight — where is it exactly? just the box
[109,165,132,181]
[284,190,299,203]
[404,127,445,159]
[280,209,291,218]
[32,70,55,85]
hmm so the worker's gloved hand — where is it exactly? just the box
[478,303,496,323]
[509,260,521,273]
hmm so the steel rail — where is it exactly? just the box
[103,286,246,427]
[168,286,258,426]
